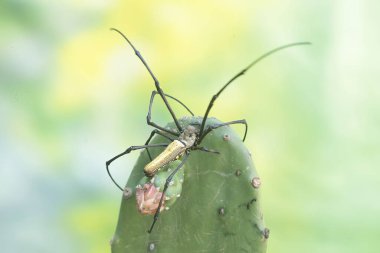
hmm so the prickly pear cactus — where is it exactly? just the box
[111,117,269,253]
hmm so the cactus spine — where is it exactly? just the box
[111,117,268,253]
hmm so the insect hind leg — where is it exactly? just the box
[148,151,190,233]
[106,143,169,191]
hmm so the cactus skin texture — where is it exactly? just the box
[111,117,269,253]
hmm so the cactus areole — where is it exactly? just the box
[111,117,269,253]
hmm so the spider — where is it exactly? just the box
[106,28,309,232]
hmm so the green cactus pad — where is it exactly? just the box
[138,160,184,208]
[111,117,268,253]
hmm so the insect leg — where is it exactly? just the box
[198,42,311,137]
[159,91,194,117]
[193,146,220,154]
[198,119,248,143]
[106,143,169,191]
[110,28,183,132]
[145,129,176,161]
[147,90,194,136]
[148,151,190,233]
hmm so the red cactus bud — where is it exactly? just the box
[136,183,165,215]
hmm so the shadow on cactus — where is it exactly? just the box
[106,28,310,253]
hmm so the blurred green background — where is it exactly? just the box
[1,0,379,252]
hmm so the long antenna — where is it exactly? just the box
[198,42,311,137]
[110,28,183,133]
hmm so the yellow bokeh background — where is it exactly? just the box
[1,1,379,253]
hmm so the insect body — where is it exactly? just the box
[143,140,185,177]
[144,125,197,177]
[106,28,310,233]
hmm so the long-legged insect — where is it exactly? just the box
[106,28,310,233]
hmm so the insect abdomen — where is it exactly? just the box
[144,140,185,177]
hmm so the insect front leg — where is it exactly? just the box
[146,90,194,136]
[149,90,194,118]
[148,151,190,233]
[198,119,248,143]
[106,143,169,191]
